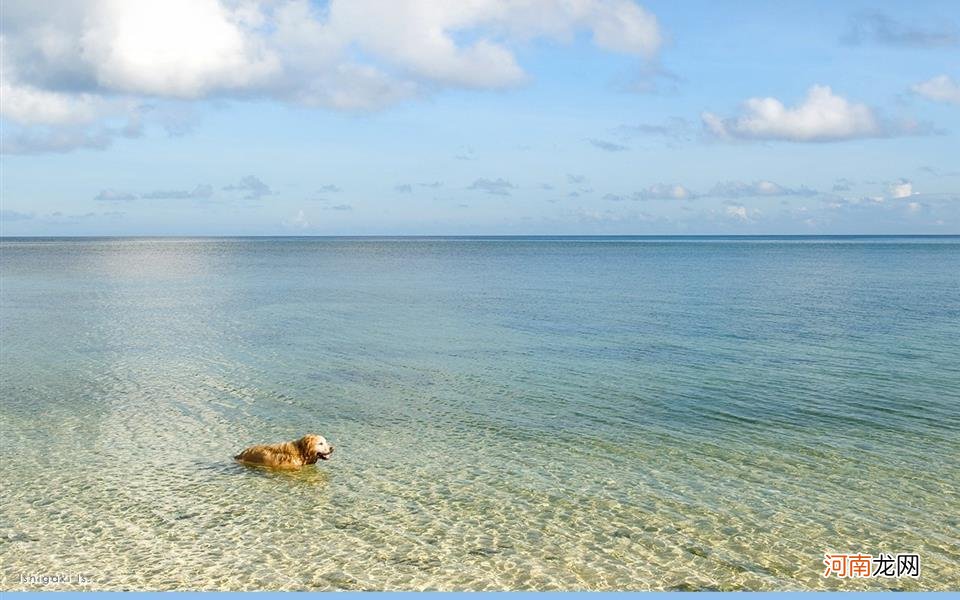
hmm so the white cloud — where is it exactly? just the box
[1,124,120,154]
[322,3,524,89]
[709,180,816,198]
[80,0,280,98]
[1,0,663,151]
[888,179,916,199]
[702,85,885,142]
[725,205,750,221]
[636,183,694,200]
[912,75,960,105]
[0,78,118,126]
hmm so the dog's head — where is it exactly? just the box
[299,434,334,463]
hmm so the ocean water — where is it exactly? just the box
[1,236,958,591]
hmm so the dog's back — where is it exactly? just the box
[234,441,303,469]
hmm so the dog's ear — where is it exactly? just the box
[296,435,319,463]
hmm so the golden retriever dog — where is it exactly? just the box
[234,434,334,469]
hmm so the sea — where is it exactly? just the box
[1,236,957,590]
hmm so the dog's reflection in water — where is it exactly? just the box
[241,461,331,486]
[199,458,332,487]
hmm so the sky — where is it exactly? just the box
[1,0,958,236]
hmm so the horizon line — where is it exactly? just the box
[2,233,959,240]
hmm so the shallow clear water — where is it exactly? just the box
[1,236,958,591]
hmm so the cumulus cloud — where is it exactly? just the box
[912,75,960,105]
[140,184,214,200]
[833,179,925,205]
[468,177,516,196]
[1,0,663,152]
[701,85,895,142]
[0,121,140,154]
[709,180,816,198]
[726,205,751,221]
[222,175,271,200]
[588,138,629,152]
[635,183,694,200]
[841,12,959,47]
[0,79,122,127]
[606,179,820,202]
[888,179,916,199]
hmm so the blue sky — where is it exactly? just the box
[1,0,958,235]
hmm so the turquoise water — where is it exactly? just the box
[1,236,958,590]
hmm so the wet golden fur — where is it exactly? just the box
[234,434,334,469]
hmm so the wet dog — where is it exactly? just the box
[234,434,334,469]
